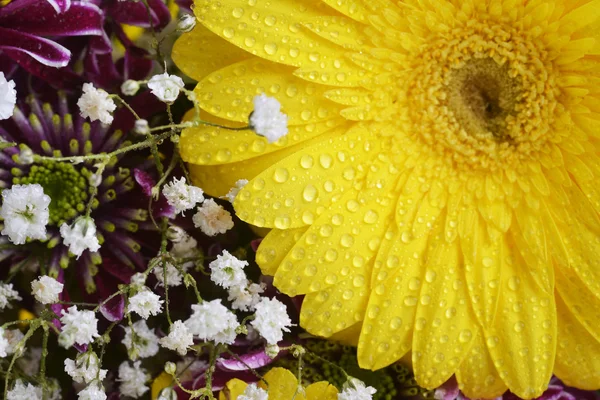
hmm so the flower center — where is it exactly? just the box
[406,22,560,171]
[14,161,91,226]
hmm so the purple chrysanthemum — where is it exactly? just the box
[0,91,168,307]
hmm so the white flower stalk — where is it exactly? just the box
[0,282,21,310]
[147,73,185,103]
[159,320,194,356]
[60,217,101,259]
[0,184,50,245]
[237,384,269,400]
[31,275,63,304]
[162,177,204,214]
[118,361,150,398]
[58,306,99,348]
[128,288,163,319]
[185,299,239,345]
[338,378,377,400]
[192,198,234,236]
[251,298,293,345]
[0,72,17,120]
[77,383,106,400]
[249,94,288,143]
[209,250,248,289]
[6,380,42,400]
[225,179,248,203]
[64,352,107,384]
[122,320,160,360]
[77,83,116,125]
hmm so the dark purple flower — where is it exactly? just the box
[0,90,165,309]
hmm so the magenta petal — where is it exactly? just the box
[122,47,153,81]
[88,30,112,55]
[134,169,155,197]
[107,0,170,29]
[2,49,82,89]
[1,2,103,37]
[45,0,71,13]
[216,348,276,371]
[99,294,125,322]
[0,28,71,68]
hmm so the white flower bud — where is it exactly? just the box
[134,119,150,135]
[178,14,197,32]
[89,173,102,188]
[18,148,34,165]
[164,361,177,375]
[121,80,140,96]
[265,344,279,359]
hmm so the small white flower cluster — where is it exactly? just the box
[128,288,163,319]
[338,378,377,400]
[0,327,24,358]
[122,320,160,360]
[184,299,240,345]
[64,352,107,384]
[77,383,106,400]
[238,384,269,400]
[0,184,50,245]
[210,250,265,312]
[251,297,293,345]
[77,83,116,125]
[162,177,234,236]
[31,275,63,304]
[249,94,288,143]
[60,217,101,259]
[118,361,149,398]
[148,73,185,103]
[224,179,248,203]
[6,380,42,400]
[0,282,21,310]
[58,306,99,348]
[159,320,194,355]
[0,71,17,120]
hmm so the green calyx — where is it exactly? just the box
[14,160,92,226]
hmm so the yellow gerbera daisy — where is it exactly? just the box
[218,368,338,400]
[173,0,600,398]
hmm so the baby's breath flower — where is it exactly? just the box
[153,261,187,287]
[129,272,146,289]
[157,388,178,400]
[77,383,106,400]
[159,320,194,356]
[338,378,377,400]
[128,288,163,319]
[185,299,239,345]
[228,282,265,312]
[225,179,248,203]
[162,177,204,215]
[134,119,150,135]
[31,275,63,304]
[0,282,21,310]
[64,352,107,384]
[122,320,159,360]
[178,14,196,32]
[59,306,100,348]
[6,380,42,400]
[121,80,140,96]
[17,148,34,165]
[77,83,116,125]
[0,183,50,245]
[60,217,101,259]
[3,328,24,357]
[251,298,292,345]
[192,198,234,236]
[0,328,9,357]
[249,94,288,143]
[209,250,248,289]
[0,72,16,120]
[147,73,185,103]
[238,384,269,400]
[118,361,149,399]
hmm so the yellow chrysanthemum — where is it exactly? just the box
[218,368,338,400]
[173,0,600,398]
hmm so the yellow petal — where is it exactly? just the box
[218,379,248,400]
[328,322,362,346]
[484,234,556,399]
[305,381,338,400]
[358,228,428,370]
[173,24,249,82]
[234,123,377,229]
[151,372,173,400]
[301,277,370,337]
[412,228,477,389]
[302,16,371,52]
[559,0,600,34]
[258,368,305,400]
[553,293,600,390]
[256,227,308,275]
[196,58,344,124]
[319,0,371,23]
[456,331,508,399]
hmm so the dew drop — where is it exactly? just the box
[403,296,418,306]
[223,28,235,38]
[319,154,333,169]
[425,270,437,283]
[300,155,313,169]
[274,215,291,229]
[408,278,421,291]
[340,234,354,248]
[482,257,494,267]
[264,42,278,55]
[363,210,378,224]
[304,265,317,277]
[390,317,402,330]
[514,321,525,332]
[445,307,456,319]
[232,7,244,18]
[264,15,277,26]
[459,329,473,343]
[303,185,317,202]
[508,276,521,291]
[273,168,289,183]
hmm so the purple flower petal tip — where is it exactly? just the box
[216,348,277,371]
[250,238,263,252]
[133,169,155,197]
[99,294,125,322]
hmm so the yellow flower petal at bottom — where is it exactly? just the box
[305,381,338,400]
[328,322,362,347]
[218,378,248,400]
[256,227,309,275]
[258,368,305,400]
[456,331,508,399]
[151,372,173,400]
[554,294,600,390]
